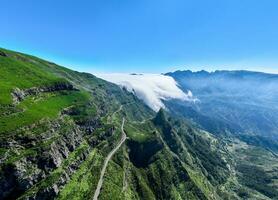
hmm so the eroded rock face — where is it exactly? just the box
[11,82,76,104]
[12,88,26,103]
[0,160,44,199]
[0,50,7,57]
[16,158,45,191]
[0,117,81,199]
[37,126,84,171]
[0,112,115,200]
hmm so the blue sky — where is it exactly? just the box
[1,0,278,73]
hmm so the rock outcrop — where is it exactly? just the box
[11,82,76,104]
[0,50,7,57]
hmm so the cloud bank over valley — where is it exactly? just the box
[97,73,196,111]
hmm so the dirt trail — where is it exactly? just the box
[93,117,126,200]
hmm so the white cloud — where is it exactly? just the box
[96,73,196,111]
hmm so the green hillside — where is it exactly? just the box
[0,48,277,200]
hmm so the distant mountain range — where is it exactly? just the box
[165,70,278,151]
[0,48,277,200]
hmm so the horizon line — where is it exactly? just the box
[1,45,278,75]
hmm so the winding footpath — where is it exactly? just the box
[93,117,127,200]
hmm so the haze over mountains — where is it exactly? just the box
[166,70,278,148]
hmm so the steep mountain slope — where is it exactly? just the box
[0,48,217,200]
[0,48,277,200]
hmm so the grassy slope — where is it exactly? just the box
[0,91,89,134]
[0,48,66,104]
